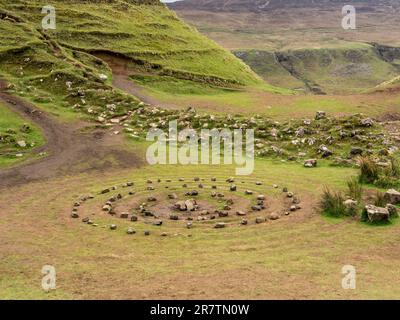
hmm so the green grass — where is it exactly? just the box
[0,0,261,87]
[0,102,45,167]
[2,159,400,299]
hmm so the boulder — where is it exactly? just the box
[214,222,226,229]
[315,111,327,120]
[168,193,178,199]
[360,118,374,127]
[127,228,136,235]
[304,159,317,168]
[110,224,117,230]
[131,215,138,222]
[120,212,129,219]
[257,195,266,201]
[255,217,266,224]
[230,185,237,192]
[236,211,246,216]
[350,147,363,156]
[385,189,400,205]
[365,205,390,223]
[174,201,187,211]
[269,213,280,220]
[185,199,197,211]
[386,204,398,218]
[153,220,163,226]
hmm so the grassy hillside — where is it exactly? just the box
[235,43,400,94]
[0,102,44,167]
[0,0,261,87]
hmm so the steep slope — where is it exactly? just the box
[235,43,400,94]
[0,0,262,106]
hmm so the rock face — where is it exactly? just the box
[385,189,400,205]
[365,205,390,223]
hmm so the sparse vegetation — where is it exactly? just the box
[347,177,363,202]
[319,187,347,218]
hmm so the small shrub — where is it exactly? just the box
[358,156,379,184]
[374,191,388,207]
[319,187,347,217]
[347,177,363,201]
[385,157,400,178]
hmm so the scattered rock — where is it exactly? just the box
[365,205,390,223]
[120,212,129,219]
[127,228,136,235]
[255,217,265,224]
[269,213,280,220]
[386,204,398,218]
[304,159,317,168]
[214,222,226,229]
[315,111,327,120]
[385,189,400,205]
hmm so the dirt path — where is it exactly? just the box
[94,53,178,109]
[0,80,142,189]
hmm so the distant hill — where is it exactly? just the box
[169,0,398,12]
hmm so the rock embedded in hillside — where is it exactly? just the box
[318,145,333,158]
[360,118,374,127]
[315,111,327,120]
[16,140,26,148]
[350,147,363,156]
[385,189,400,204]
[365,205,390,223]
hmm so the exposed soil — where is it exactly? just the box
[0,80,143,189]
[94,53,178,109]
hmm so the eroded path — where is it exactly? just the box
[0,80,142,189]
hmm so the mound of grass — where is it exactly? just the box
[0,0,261,87]
[319,187,348,218]
[358,156,400,188]
[0,102,45,167]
